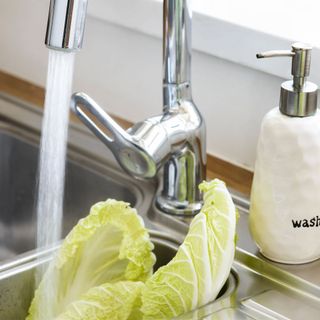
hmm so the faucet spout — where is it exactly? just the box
[45,0,88,51]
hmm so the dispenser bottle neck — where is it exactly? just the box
[257,42,318,117]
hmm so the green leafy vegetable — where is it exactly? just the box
[55,281,145,320]
[27,199,155,320]
[141,179,237,319]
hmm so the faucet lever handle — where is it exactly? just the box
[71,92,157,178]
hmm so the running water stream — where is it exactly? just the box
[36,49,75,280]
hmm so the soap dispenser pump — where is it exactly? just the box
[250,43,320,264]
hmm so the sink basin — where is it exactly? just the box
[0,129,138,262]
[0,231,238,319]
[0,93,319,319]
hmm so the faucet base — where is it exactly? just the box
[156,195,202,216]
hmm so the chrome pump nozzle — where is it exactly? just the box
[45,0,88,51]
[257,43,318,117]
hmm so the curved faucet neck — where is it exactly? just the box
[163,0,192,110]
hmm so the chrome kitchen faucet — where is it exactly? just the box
[45,0,206,215]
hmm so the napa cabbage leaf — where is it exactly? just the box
[141,179,237,319]
[27,199,155,320]
[55,281,144,320]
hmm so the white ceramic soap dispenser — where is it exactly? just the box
[250,43,320,264]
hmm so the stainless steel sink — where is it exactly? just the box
[0,127,137,261]
[0,93,319,319]
[0,93,186,262]
[0,231,237,319]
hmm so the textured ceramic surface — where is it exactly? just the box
[250,108,320,264]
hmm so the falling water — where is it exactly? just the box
[36,49,75,280]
